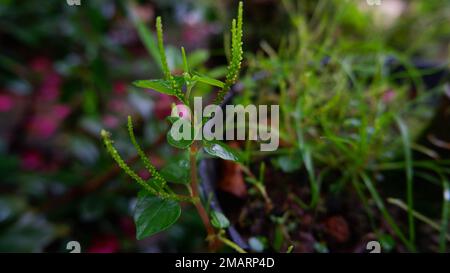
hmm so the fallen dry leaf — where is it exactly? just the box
[324,215,350,243]
[218,160,247,198]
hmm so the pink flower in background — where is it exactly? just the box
[132,4,154,22]
[52,104,71,119]
[38,72,62,102]
[382,89,396,104]
[0,94,14,112]
[27,104,71,139]
[182,23,217,47]
[102,114,120,129]
[21,150,45,171]
[27,116,58,139]
[87,235,120,253]
[177,8,218,48]
[108,99,129,113]
[119,217,136,239]
[30,57,52,74]
[113,82,127,95]
[173,103,191,120]
[138,169,151,180]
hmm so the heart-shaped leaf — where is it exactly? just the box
[133,194,181,240]
[203,141,241,162]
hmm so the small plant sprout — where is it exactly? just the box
[101,2,245,251]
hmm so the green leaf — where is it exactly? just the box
[166,116,179,124]
[167,126,194,149]
[160,156,190,184]
[167,116,195,149]
[181,47,189,74]
[133,18,162,72]
[133,76,185,96]
[134,194,181,240]
[0,213,55,252]
[203,141,241,162]
[173,75,187,88]
[379,233,395,252]
[167,133,193,149]
[187,49,209,68]
[193,72,225,88]
[0,196,26,223]
[210,210,230,229]
[133,79,175,95]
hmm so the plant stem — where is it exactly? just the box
[240,165,273,211]
[218,232,247,253]
[189,143,218,251]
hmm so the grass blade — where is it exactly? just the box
[396,116,415,245]
[360,172,415,251]
[440,179,449,252]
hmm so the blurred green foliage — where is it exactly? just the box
[0,0,448,252]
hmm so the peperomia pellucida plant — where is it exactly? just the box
[101,2,245,252]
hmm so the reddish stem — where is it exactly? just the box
[189,143,219,251]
